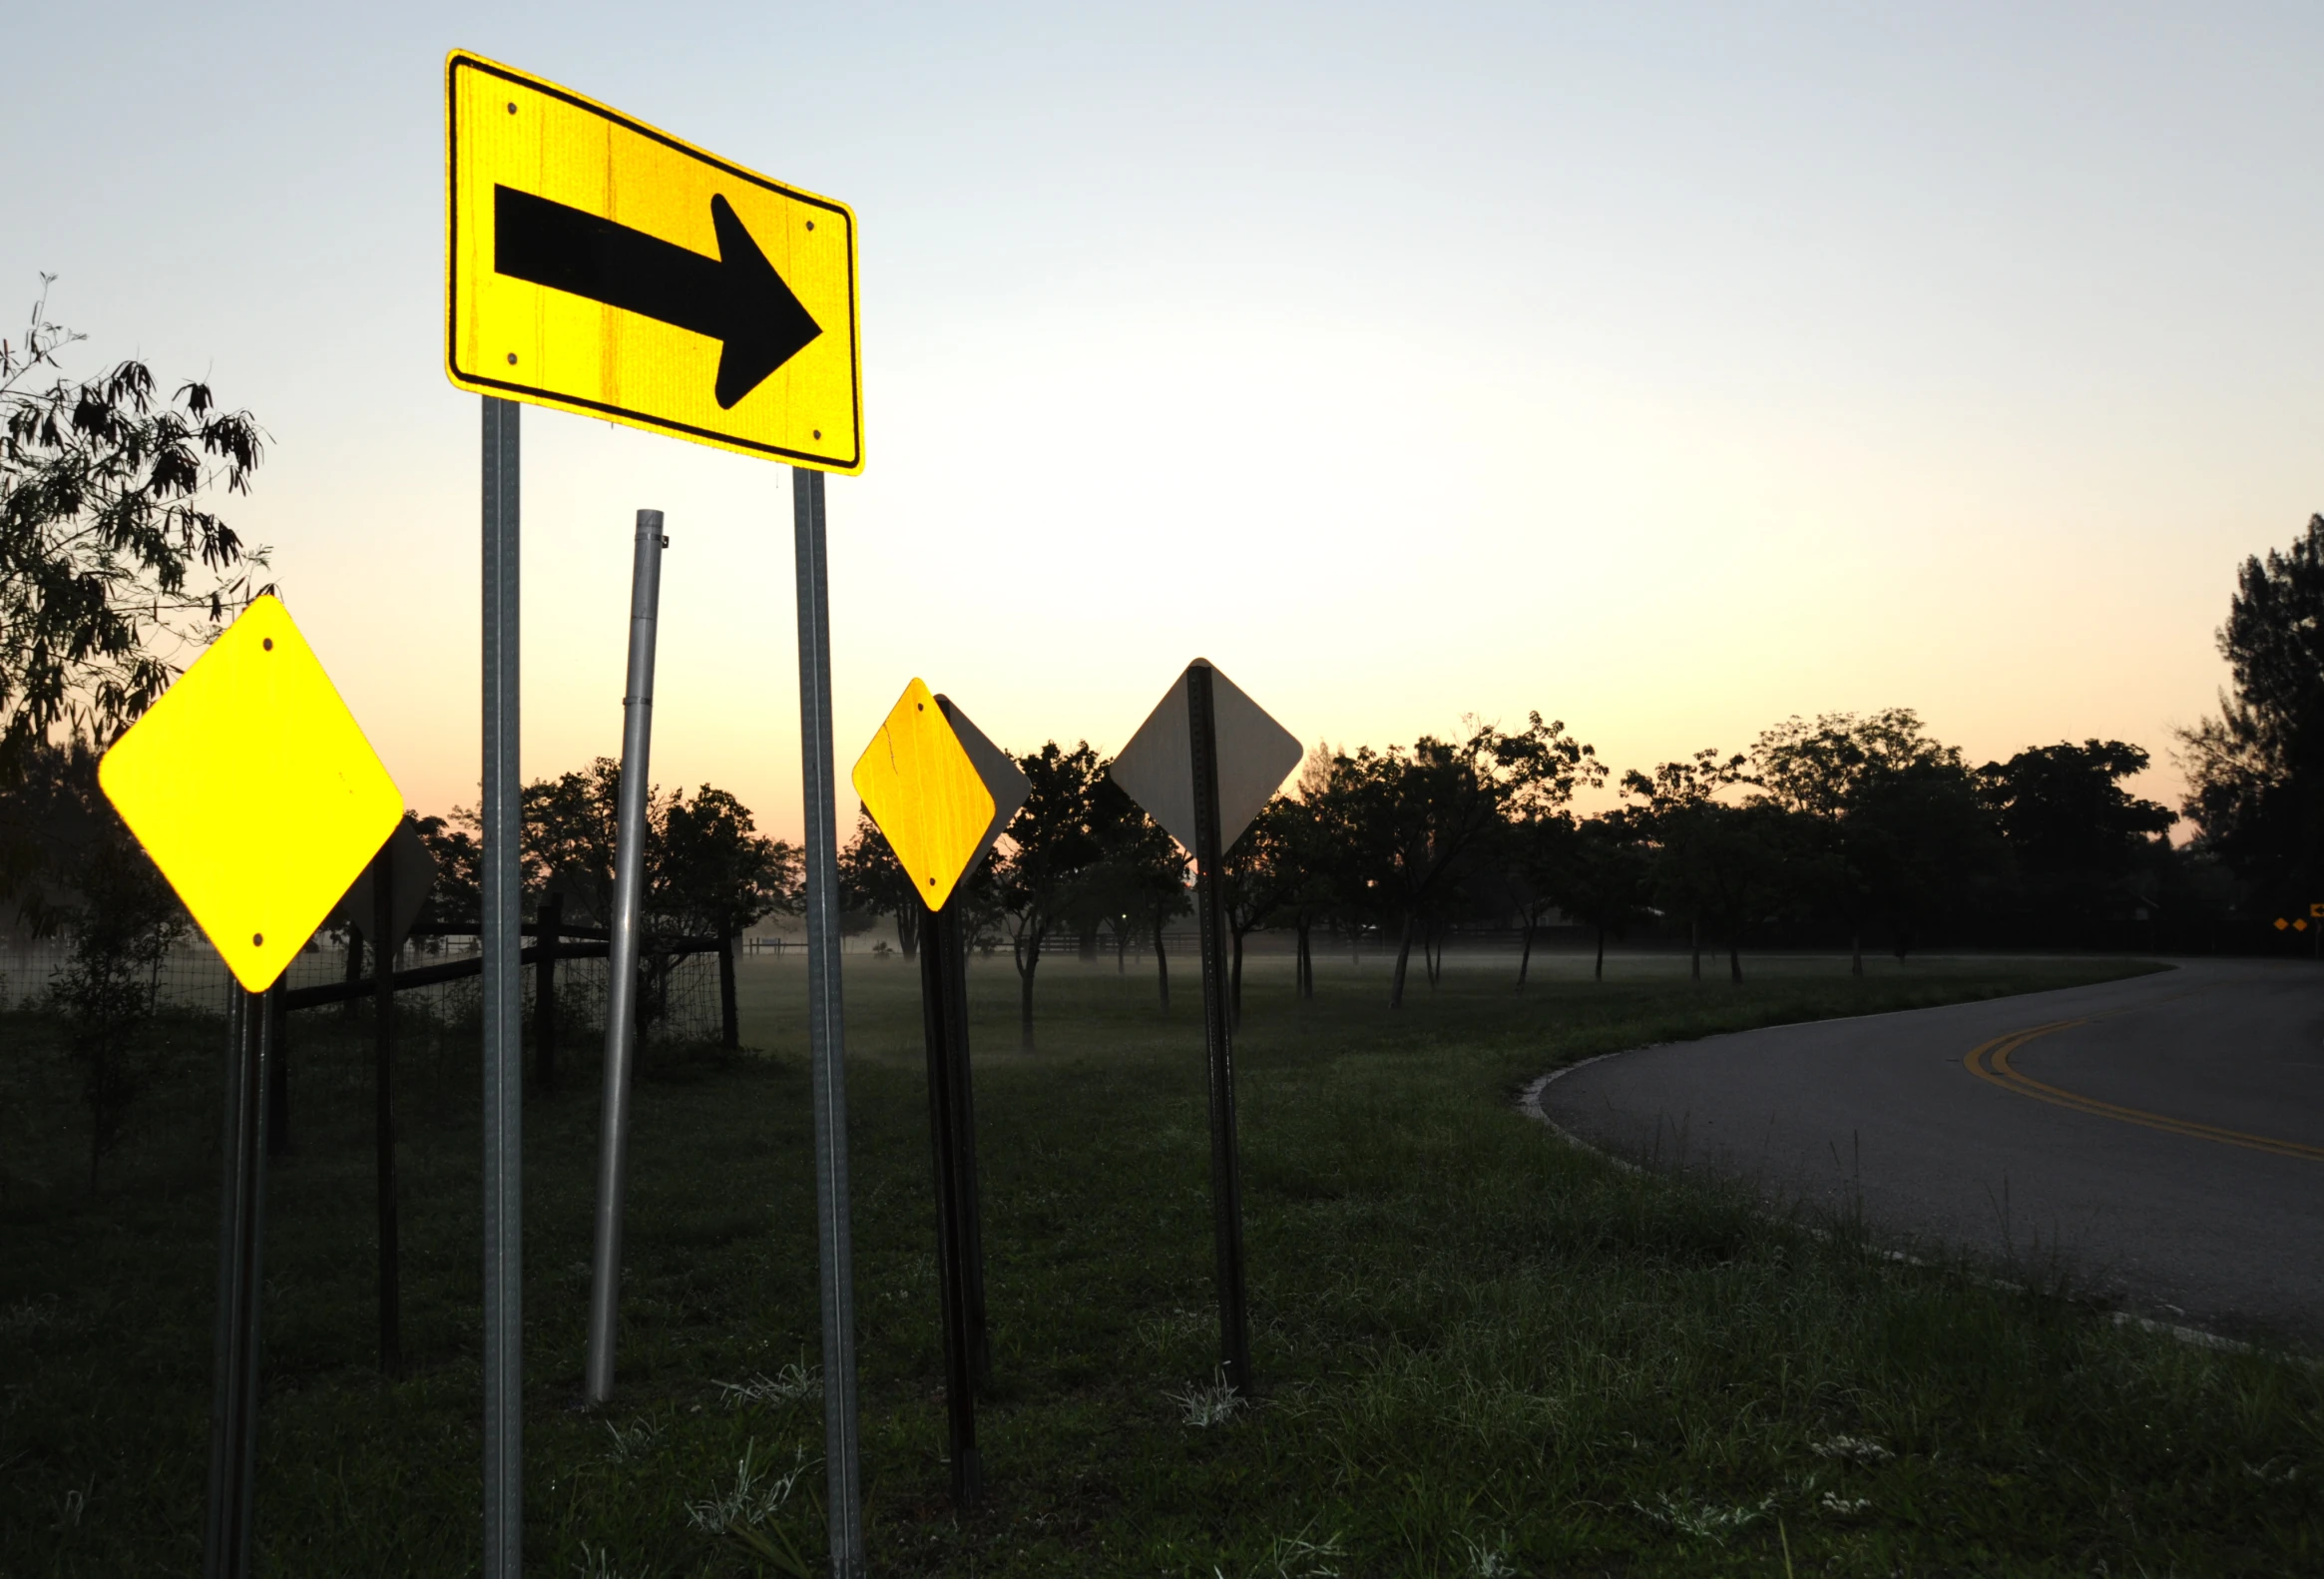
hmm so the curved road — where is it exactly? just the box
[1537,960,2324,1345]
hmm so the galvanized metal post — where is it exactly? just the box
[1186,662,1253,1394]
[792,466,864,1578]
[374,845,401,1376]
[586,509,666,1405]
[480,394,523,1579]
[918,901,982,1503]
[203,988,269,1579]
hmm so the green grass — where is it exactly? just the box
[4,946,2320,1576]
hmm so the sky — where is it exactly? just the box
[9,2,2321,838]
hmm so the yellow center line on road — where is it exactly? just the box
[1964,1020,2324,1163]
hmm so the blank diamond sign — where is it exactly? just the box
[99,595,404,993]
[1108,659,1300,855]
[1104,656,1297,1396]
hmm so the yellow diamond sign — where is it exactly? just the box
[850,679,995,912]
[98,596,404,993]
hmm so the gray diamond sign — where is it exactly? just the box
[330,816,438,959]
[936,694,1031,876]
[1107,660,1300,854]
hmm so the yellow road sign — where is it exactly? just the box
[850,680,995,911]
[444,51,861,473]
[98,597,404,993]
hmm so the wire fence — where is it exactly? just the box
[4,931,726,1050]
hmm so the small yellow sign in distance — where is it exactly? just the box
[444,50,862,473]
[98,597,404,993]
[850,679,995,912]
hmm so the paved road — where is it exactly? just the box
[1536,960,2324,1345]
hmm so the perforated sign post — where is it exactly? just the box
[99,595,404,1579]
[850,681,1028,1504]
[444,50,867,1578]
[1108,660,1300,1396]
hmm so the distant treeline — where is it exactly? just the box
[835,709,2204,1049]
[831,514,2324,1049]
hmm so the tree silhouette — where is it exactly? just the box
[991,741,1104,1050]
[0,284,268,782]
[2179,514,2324,914]
[1332,714,1602,1008]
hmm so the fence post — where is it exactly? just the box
[718,928,738,1050]
[374,844,401,1376]
[535,894,562,1093]
[342,926,363,1022]
[264,988,289,1157]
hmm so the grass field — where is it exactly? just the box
[4,946,2320,1576]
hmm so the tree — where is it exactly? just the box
[1495,809,1574,989]
[1220,796,1306,1025]
[1081,770,1188,1003]
[1271,791,1339,1002]
[1274,739,1354,999]
[662,786,799,940]
[516,760,793,1037]
[1547,811,1652,985]
[2179,515,2324,913]
[663,786,797,1047]
[1333,714,1603,1008]
[1619,749,1750,981]
[1846,760,2003,960]
[1,284,267,784]
[3,740,188,1189]
[1979,741,2175,938]
[411,812,480,930]
[1753,710,1993,970]
[838,810,920,956]
[990,741,1104,1050]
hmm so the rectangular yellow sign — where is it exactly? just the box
[445,51,862,472]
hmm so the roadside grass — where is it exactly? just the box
[5,948,2320,1575]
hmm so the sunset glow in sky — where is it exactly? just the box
[11,3,2321,837]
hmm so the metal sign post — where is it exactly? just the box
[202,988,269,1579]
[1108,659,1300,1399]
[97,596,404,1579]
[794,467,864,1577]
[372,847,400,1376]
[1183,665,1252,1392]
[479,393,524,1579]
[445,49,866,1571]
[849,681,1027,1503]
[939,906,990,1388]
[931,694,1025,1390]
[331,815,435,1379]
[587,510,667,1405]
[917,898,982,1502]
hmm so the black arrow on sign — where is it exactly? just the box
[493,186,822,410]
